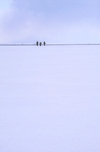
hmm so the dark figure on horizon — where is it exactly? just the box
[43,41,46,46]
[40,42,42,46]
[36,41,39,46]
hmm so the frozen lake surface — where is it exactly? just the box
[0,46,100,152]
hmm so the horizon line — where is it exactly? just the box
[0,43,100,46]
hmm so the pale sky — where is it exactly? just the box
[0,0,12,10]
[0,0,100,43]
[0,1,100,152]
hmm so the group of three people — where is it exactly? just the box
[36,41,46,46]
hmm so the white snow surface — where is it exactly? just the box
[0,46,100,152]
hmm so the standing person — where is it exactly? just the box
[43,41,46,46]
[36,41,38,46]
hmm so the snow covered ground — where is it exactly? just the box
[0,46,100,152]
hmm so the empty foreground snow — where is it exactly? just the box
[0,46,100,152]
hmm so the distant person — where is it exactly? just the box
[36,41,38,46]
[43,41,46,46]
[40,42,42,46]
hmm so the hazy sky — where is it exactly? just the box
[0,1,100,152]
[0,0,100,43]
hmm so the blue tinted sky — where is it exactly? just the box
[0,0,100,43]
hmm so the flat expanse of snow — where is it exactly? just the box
[0,46,100,152]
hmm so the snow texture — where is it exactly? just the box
[0,46,100,152]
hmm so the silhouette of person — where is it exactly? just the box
[36,41,38,46]
[40,42,42,46]
[43,41,46,46]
